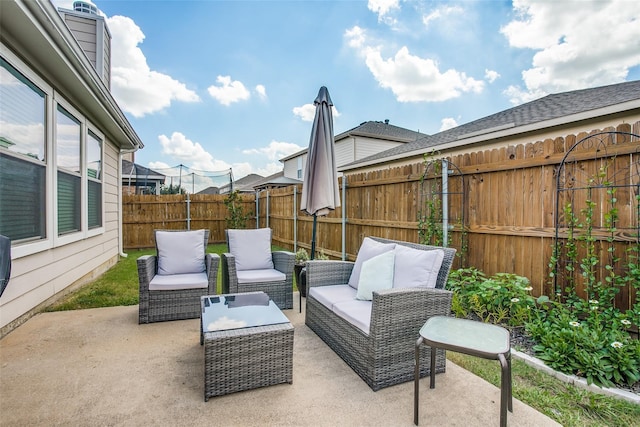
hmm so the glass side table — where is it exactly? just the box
[414,316,512,427]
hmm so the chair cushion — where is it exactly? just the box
[156,230,205,275]
[149,272,208,290]
[308,284,357,311]
[348,237,396,289]
[356,250,395,301]
[333,299,372,335]
[393,246,444,289]
[236,269,286,284]
[227,228,274,271]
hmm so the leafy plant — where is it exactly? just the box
[224,190,251,229]
[447,268,536,326]
[295,248,309,265]
[526,298,640,388]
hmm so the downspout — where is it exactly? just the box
[118,147,137,258]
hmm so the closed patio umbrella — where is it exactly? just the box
[300,86,340,259]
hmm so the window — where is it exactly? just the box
[0,57,47,242]
[297,157,303,179]
[56,105,81,235]
[87,130,102,229]
[0,47,107,255]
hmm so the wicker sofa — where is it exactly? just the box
[304,237,455,391]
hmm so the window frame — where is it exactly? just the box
[1,44,106,258]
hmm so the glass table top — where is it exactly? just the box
[201,293,290,332]
[420,316,510,356]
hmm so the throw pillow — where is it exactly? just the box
[156,230,205,275]
[227,228,274,271]
[355,250,395,301]
[392,245,444,289]
[348,237,396,289]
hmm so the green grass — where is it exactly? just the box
[448,352,640,427]
[47,250,639,426]
[47,245,300,311]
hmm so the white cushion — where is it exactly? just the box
[393,246,445,289]
[355,250,395,301]
[149,272,208,290]
[348,237,396,289]
[227,228,274,271]
[333,299,372,335]
[156,230,205,275]
[308,284,357,311]
[236,269,286,284]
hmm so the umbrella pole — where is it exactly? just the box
[311,213,317,260]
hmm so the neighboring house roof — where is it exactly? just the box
[280,120,427,162]
[253,171,302,190]
[121,160,165,182]
[220,173,264,193]
[341,80,640,171]
[197,186,220,195]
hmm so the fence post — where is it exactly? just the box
[255,191,259,229]
[294,186,298,253]
[442,159,448,247]
[266,191,270,229]
[186,193,191,230]
[342,176,346,260]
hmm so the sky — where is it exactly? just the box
[52,0,640,182]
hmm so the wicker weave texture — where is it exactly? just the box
[221,251,294,309]
[304,238,455,391]
[138,230,219,324]
[203,323,294,401]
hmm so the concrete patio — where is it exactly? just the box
[0,296,560,426]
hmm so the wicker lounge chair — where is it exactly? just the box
[305,237,455,391]
[138,229,219,324]
[221,228,294,310]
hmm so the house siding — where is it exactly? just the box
[0,141,121,333]
[0,0,141,336]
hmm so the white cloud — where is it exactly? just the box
[154,132,292,182]
[501,0,640,104]
[242,140,304,161]
[439,118,458,132]
[157,132,230,172]
[368,0,399,21]
[422,5,464,27]
[255,84,267,100]
[344,27,483,102]
[207,76,251,106]
[106,16,200,118]
[485,69,500,83]
[293,104,341,122]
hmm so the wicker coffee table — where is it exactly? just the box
[200,292,294,401]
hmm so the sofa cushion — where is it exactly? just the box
[348,237,396,289]
[156,230,205,275]
[333,299,373,335]
[308,284,357,311]
[356,250,395,301]
[227,228,274,271]
[393,246,445,289]
[149,272,208,290]
[236,269,286,284]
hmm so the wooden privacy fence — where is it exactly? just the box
[122,122,639,311]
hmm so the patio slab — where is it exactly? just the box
[0,297,560,426]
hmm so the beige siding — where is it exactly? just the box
[354,136,403,160]
[335,138,354,167]
[102,25,111,88]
